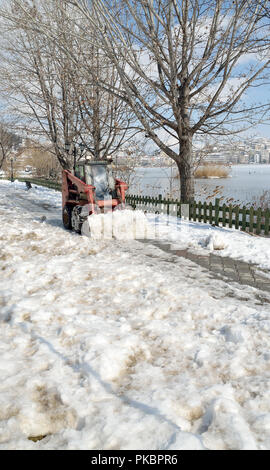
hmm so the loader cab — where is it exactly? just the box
[75,160,115,200]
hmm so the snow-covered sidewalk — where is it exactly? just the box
[145,212,270,272]
[0,180,269,450]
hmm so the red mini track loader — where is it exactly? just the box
[62,160,128,234]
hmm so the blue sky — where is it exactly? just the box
[239,83,270,139]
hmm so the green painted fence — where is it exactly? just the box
[0,176,62,190]
[19,177,62,191]
[126,194,270,237]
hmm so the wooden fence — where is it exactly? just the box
[19,177,62,191]
[126,194,270,236]
[3,177,269,236]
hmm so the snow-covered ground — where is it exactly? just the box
[142,211,270,271]
[0,180,269,450]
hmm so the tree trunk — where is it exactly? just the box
[54,145,71,171]
[176,134,194,203]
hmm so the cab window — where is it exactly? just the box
[75,165,85,182]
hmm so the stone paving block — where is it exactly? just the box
[222,257,235,266]
[209,256,222,263]
[238,274,250,281]
[140,240,270,293]
[209,259,223,267]
[210,262,224,269]
[256,280,270,288]
[238,266,251,274]
[224,266,236,274]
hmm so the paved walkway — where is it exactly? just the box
[141,240,270,294]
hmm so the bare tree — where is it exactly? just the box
[0,123,16,169]
[113,139,147,189]
[66,0,270,201]
[0,2,82,169]
[0,0,138,171]
[72,31,138,160]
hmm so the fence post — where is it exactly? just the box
[228,204,233,228]
[214,198,220,226]
[256,208,262,235]
[264,209,270,236]
[209,201,213,225]
[235,206,240,230]
[203,202,207,223]
[242,206,247,232]
[222,203,226,227]
[193,200,197,221]
[198,201,202,222]
[249,206,254,233]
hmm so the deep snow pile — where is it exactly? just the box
[82,210,154,240]
[0,180,270,450]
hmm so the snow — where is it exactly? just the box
[82,210,153,240]
[0,179,270,450]
[145,212,270,271]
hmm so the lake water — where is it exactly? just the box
[129,164,270,206]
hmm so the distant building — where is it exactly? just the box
[238,153,249,164]
[203,152,228,164]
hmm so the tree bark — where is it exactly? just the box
[176,134,194,203]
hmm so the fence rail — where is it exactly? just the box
[20,177,62,191]
[126,194,270,237]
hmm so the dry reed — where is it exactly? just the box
[194,165,230,179]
